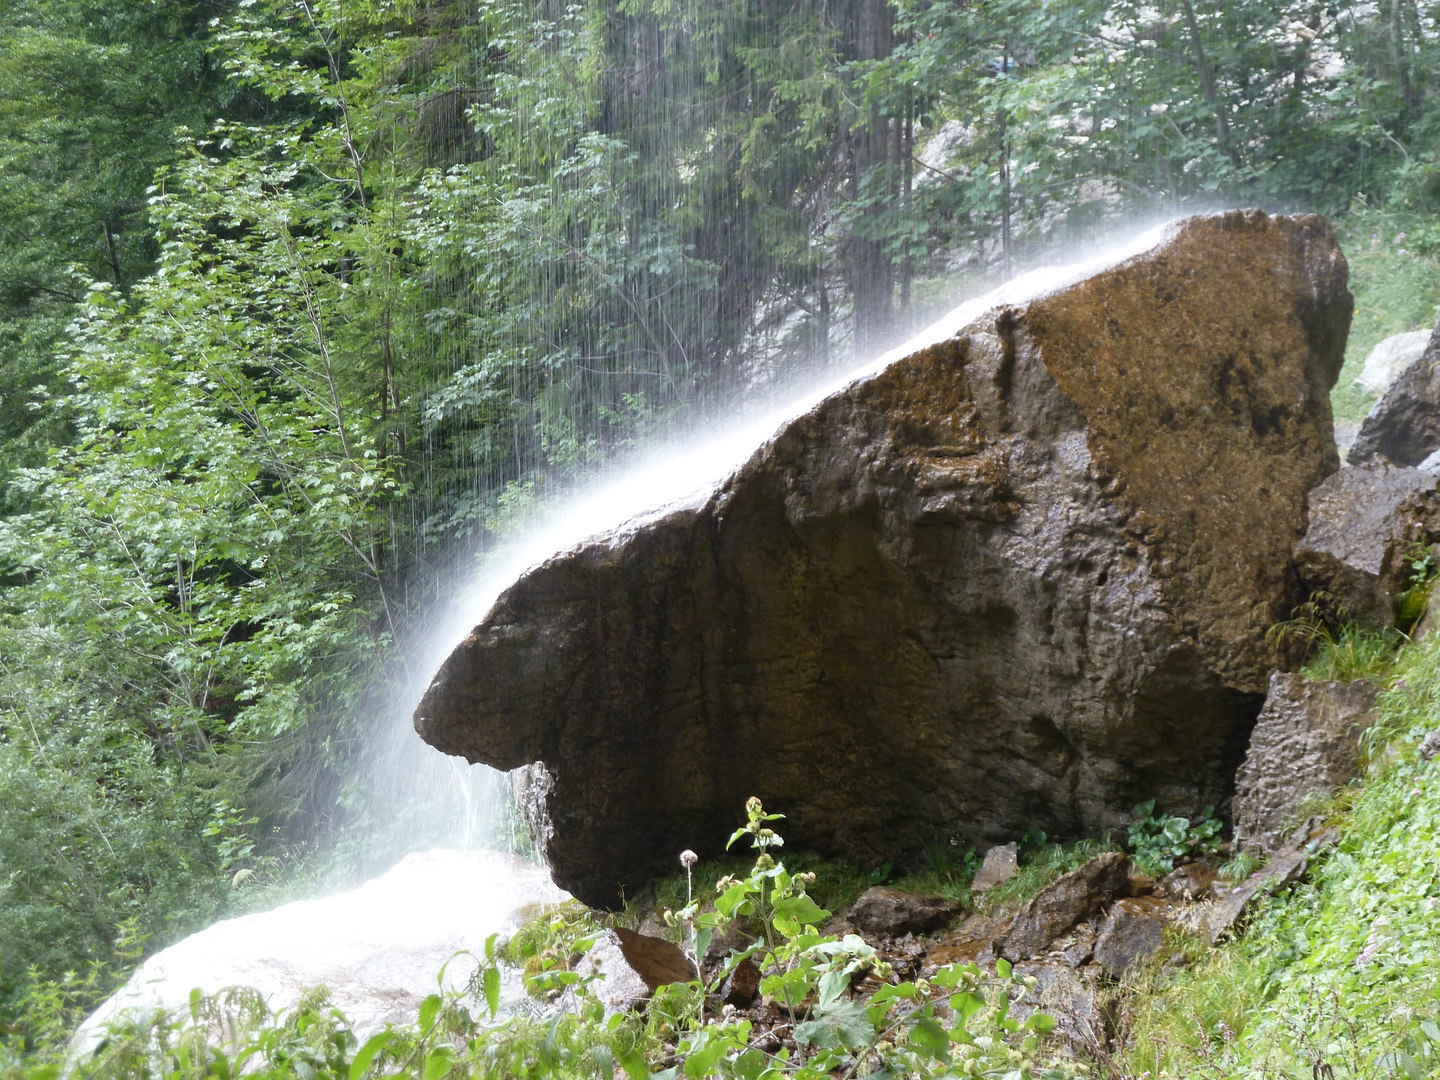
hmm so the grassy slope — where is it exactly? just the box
[1330,207,1440,426]
[1118,635,1440,1079]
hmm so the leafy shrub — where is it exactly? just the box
[1127,800,1223,875]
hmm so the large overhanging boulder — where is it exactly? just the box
[415,210,1351,906]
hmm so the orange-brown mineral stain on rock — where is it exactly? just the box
[1023,210,1349,692]
[864,337,1017,514]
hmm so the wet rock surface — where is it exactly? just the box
[998,852,1130,961]
[1093,897,1168,976]
[848,887,962,937]
[1294,458,1440,625]
[416,210,1350,905]
[1350,318,1440,466]
[1233,673,1377,855]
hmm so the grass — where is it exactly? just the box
[1330,202,1440,426]
[1112,627,1440,1079]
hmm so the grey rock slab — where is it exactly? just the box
[1420,728,1440,761]
[1012,962,1107,1050]
[847,887,961,938]
[1350,318,1440,466]
[1294,458,1440,626]
[1093,897,1169,976]
[1198,828,1338,943]
[998,852,1131,961]
[971,843,1019,893]
[416,211,1351,906]
[1233,673,1377,855]
[1353,329,1433,395]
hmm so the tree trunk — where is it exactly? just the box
[840,0,894,354]
[1178,0,1235,163]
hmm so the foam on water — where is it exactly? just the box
[78,851,568,1047]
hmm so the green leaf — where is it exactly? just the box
[794,1018,841,1050]
[418,993,442,1032]
[483,965,501,1018]
[615,1048,650,1080]
[996,957,1013,978]
[950,990,985,1023]
[1027,1011,1056,1033]
[349,1031,395,1080]
[908,1016,950,1061]
[818,967,851,1009]
[820,999,874,1049]
[422,1047,453,1080]
[731,1049,768,1080]
[594,1046,614,1080]
[770,895,831,927]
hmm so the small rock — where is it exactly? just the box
[1294,459,1440,627]
[1124,872,1157,896]
[1012,962,1107,1049]
[719,957,760,1008]
[971,843,1019,892]
[847,887,961,937]
[1093,897,1169,976]
[702,923,756,966]
[1050,921,1097,969]
[583,935,653,1014]
[998,852,1130,961]
[611,927,697,991]
[1156,861,1217,902]
[1198,829,1338,943]
[1353,330,1433,396]
[1420,728,1440,761]
[1233,673,1378,855]
[1351,319,1440,466]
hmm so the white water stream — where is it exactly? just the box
[81,219,1177,1043]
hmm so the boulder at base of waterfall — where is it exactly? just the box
[1293,459,1440,626]
[847,887,963,937]
[415,210,1351,907]
[1233,673,1378,855]
[998,852,1131,961]
[1350,319,1440,466]
[1353,329,1433,395]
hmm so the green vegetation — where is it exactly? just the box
[3,801,1084,1080]
[1126,801,1223,876]
[5,0,1440,1066]
[1117,631,1440,1078]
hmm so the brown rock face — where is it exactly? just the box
[1294,459,1440,626]
[415,210,1350,906]
[846,887,963,938]
[998,852,1131,961]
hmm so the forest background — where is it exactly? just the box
[2,0,1439,1036]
